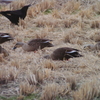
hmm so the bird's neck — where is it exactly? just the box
[22,43,30,51]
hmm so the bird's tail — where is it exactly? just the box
[0,11,11,14]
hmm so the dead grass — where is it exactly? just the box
[34,14,61,28]
[61,1,80,14]
[40,83,70,100]
[25,72,37,85]
[62,29,86,44]
[73,79,100,100]
[19,82,36,95]
[0,0,100,99]
[28,0,55,18]
[0,67,18,84]
[92,1,100,14]
[66,76,77,90]
[91,20,100,29]
[90,31,100,42]
[43,59,56,70]
[79,7,94,19]
[30,66,45,84]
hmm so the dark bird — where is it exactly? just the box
[13,39,53,51]
[44,47,83,60]
[0,4,31,25]
[0,46,9,56]
[0,33,13,44]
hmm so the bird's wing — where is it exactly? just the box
[65,48,80,54]
[28,39,52,45]
[0,10,20,24]
[28,39,37,46]
[66,50,78,54]
[2,10,22,15]
[39,39,52,43]
[0,10,21,15]
[9,10,22,16]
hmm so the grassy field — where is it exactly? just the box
[0,0,100,100]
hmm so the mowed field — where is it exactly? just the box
[0,0,100,100]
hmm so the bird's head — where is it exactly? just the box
[0,33,13,40]
[13,42,24,50]
[83,44,93,50]
[21,4,31,11]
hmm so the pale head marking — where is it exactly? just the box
[66,50,77,54]
[43,40,50,43]
[1,35,10,38]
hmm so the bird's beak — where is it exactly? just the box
[83,46,86,49]
[13,46,17,50]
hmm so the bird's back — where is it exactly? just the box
[28,39,53,50]
[51,48,67,60]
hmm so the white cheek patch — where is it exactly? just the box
[1,35,10,38]
[43,41,50,43]
[66,50,77,54]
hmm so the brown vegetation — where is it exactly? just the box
[0,0,100,99]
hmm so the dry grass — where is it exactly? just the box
[0,0,100,99]
[92,1,100,14]
[34,14,61,28]
[19,82,36,95]
[0,67,18,84]
[79,8,94,19]
[40,83,60,100]
[91,20,100,29]
[62,28,87,45]
[40,83,70,100]
[73,79,100,100]
[90,31,100,42]
[66,76,77,90]
[28,0,55,18]
[60,1,80,14]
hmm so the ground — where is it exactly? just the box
[0,0,100,100]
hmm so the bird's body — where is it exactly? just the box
[45,47,83,60]
[0,4,31,25]
[0,33,13,44]
[13,39,53,51]
[0,46,9,56]
[96,42,100,50]
[84,42,100,51]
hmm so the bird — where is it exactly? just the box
[0,46,9,57]
[13,39,54,51]
[44,47,83,60]
[84,42,100,51]
[0,33,13,44]
[0,4,31,25]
